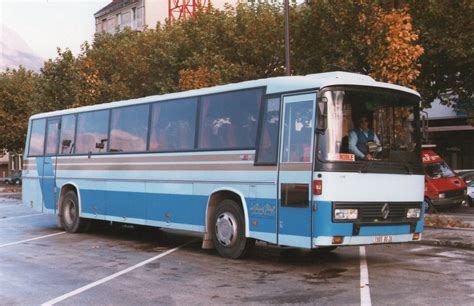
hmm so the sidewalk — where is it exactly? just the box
[419,226,474,250]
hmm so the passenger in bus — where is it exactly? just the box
[348,116,381,160]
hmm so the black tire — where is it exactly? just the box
[60,190,90,233]
[211,199,254,259]
[312,246,338,254]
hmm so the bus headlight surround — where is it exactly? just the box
[334,209,358,220]
[406,208,421,219]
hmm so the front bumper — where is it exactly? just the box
[432,195,465,207]
[313,233,421,246]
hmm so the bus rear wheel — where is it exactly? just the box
[61,190,90,233]
[212,199,254,259]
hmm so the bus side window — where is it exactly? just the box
[198,88,263,150]
[59,114,76,155]
[149,98,197,152]
[109,104,149,153]
[255,97,280,165]
[28,119,46,157]
[75,110,110,154]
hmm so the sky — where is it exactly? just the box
[0,0,110,61]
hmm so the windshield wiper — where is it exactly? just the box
[360,160,413,174]
[359,160,374,173]
[402,163,414,174]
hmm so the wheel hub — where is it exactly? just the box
[64,199,76,226]
[215,212,238,247]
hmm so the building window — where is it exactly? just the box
[101,19,107,32]
[137,6,144,28]
[121,11,131,28]
[116,13,121,30]
[107,18,115,33]
[131,7,137,29]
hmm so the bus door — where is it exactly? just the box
[41,117,60,213]
[277,93,316,248]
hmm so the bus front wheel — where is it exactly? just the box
[212,199,254,259]
[60,191,90,233]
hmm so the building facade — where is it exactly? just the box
[94,0,296,33]
[0,151,23,178]
[423,100,474,170]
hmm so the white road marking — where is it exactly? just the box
[360,246,372,306]
[0,213,45,221]
[41,241,192,306]
[0,232,66,248]
[0,205,22,209]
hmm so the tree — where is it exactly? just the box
[294,1,423,88]
[0,68,39,153]
[407,0,474,116]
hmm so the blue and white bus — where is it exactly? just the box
[23,72,425,258]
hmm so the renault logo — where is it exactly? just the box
[381,203,390,219]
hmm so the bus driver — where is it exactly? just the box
[348,116,381,161]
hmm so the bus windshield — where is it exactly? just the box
[318,88,421,166]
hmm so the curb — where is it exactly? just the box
[0,193,21,200]
[416,238,474,251]
[424,225,474,232]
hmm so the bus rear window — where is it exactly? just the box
[28,119,46,156]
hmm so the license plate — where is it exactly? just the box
[374,235,392,243]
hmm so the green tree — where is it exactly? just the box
[0,68,39,153]
[408,0,474,116]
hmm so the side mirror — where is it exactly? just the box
[316,96,328,133]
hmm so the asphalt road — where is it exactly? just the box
[1,196,473,306]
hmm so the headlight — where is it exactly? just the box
[438,193,446,199]
[334,209,358,220]
[407,208,421,219]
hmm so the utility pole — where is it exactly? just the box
[284,0,290,76]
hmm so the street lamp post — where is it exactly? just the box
[284,0,290,76]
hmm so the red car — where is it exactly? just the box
[423,148,467,212]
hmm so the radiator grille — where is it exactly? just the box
[333,202,422,223]
[444,189,465,198]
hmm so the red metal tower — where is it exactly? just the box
[168,0,211,21]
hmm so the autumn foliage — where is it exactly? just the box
[363,6,424,87]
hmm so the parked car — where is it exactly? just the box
[422,149,467,212]
[3,171,22,185]
[466,181,474,207]
[456,170,474,184]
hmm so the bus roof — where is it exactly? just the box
[30,71,420,120]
